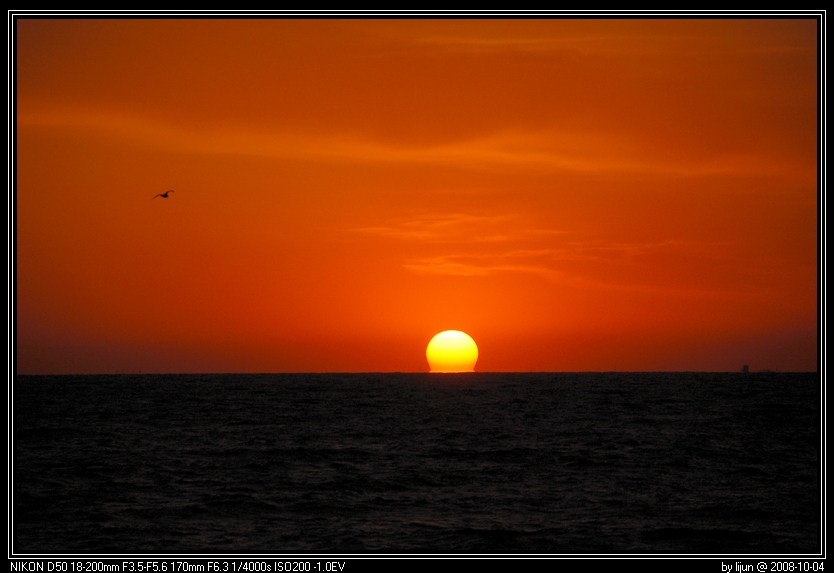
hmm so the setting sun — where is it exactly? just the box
[426,331,479,373]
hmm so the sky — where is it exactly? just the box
[14,18,819,374]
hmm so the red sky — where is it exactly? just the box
[15,18,819,373]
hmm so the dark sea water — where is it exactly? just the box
[13,372,821,555]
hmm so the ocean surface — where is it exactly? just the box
[13,372,821,555]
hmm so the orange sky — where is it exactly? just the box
[15,18,819,373]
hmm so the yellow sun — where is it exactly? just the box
[426,330,479,373]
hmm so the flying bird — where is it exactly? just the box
[152,190,175,200]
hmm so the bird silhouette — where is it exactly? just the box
[152,190,175,200]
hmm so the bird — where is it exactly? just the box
[152,190,175,200]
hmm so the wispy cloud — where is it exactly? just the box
[404,23,815,59]
[415,34,814,58]
[357,214,569,279]
[18,107,809,180]
[548,239,736,262]
[403,251,562,279]
[398,238,751,299]
[353,213,534,243]
[356,213,734,267]
[409,33,668,57]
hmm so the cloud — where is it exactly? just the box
[408,32,670,57]
[402,23,814,59]
[548,239,736,262]
[18,106,810,180]
[353,213,526,242]
[352,211,742,287]
[403,252,562,279]
[397,239,758,300]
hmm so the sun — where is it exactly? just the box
[426,330,479,373]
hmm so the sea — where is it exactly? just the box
[13,372,822,556]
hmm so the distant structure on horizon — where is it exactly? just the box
[742,365,749,374]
